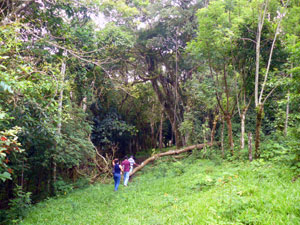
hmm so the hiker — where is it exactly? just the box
[121,156,130,186]
[113,159,123,191]
[128,155,139,174]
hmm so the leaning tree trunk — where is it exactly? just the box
[255,104,264,159]
[130,142,214,176]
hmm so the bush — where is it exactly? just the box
[5,185,32,224]
[54,178,74,196]
[260,130,300,174]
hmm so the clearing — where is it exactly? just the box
[20,156,300,225]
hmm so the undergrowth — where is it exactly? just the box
[19,154,300,225]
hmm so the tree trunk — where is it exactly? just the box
[150,121,155,148]
[52,59,66,195]
[170,129,174,146]
[221,119,224,158]
[225,114,234,155]
[159,111,163,149]
[52,160,57,194]
[210,114,218,143]
[284,90,290,136]
[47,176,50,194]
[255,105,264,158]
[57,63,65,133]
[173,122,183,148]
[255,2,266,107]
[150,103,156,148]
[248,132,253,162]
[240,111,246,149]
[151,80,183,148]
[130,142,213,176]
[82,96,87,112]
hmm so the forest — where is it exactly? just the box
[0,0,300,224]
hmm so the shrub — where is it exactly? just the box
[54,178,74,196]
[5,185,32,224]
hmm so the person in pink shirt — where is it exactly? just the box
[121,156,130,186]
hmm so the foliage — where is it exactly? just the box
[180,74,217,144]
[53,178,74,196]
[4,185,32,224]
[0,1,102,209]
[56,106,94,168]
[92,110,137,151]
[0,125,23,182]
[287,126,300,173]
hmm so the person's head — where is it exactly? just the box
[114,159,119,164]
[124,156,128,160]
[130,155,133,159]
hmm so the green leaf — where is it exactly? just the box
[0,172,11,182]
[0,81,13,93]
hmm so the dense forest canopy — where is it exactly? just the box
[0,0,299,222]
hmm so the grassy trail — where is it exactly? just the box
[20,158,300,225]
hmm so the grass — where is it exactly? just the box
[20,155,300,225]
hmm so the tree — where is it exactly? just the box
[0,0,105,206]
[252,0,289,158]
[188,0,246,154]
[281,4,300,171]
[130,0,203,147]
[97,0,205,148]
[282,4,300,136]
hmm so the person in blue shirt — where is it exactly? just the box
[113,159,123,191]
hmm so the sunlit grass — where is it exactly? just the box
[20,157,300,225]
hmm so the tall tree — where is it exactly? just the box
[98,0,204,148]
[132,0,203,147]
[188,0,246,154]
[252,0,289,158]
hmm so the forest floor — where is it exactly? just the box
[20,154,300,225]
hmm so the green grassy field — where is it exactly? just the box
[20,156,300,225]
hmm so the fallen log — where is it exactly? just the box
[130,142,213,176]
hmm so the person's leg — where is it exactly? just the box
[115,174,121,191]
[114,175,117,191]
[124,172,129,186]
